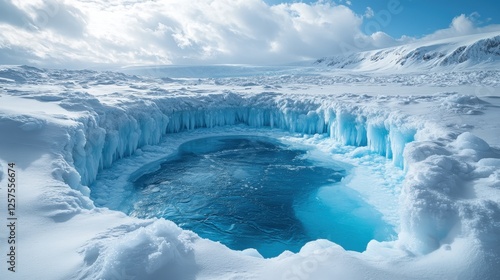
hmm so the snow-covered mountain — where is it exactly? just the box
[315,32,500,71]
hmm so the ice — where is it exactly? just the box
[52,92,417,188]
[0,60,500,279]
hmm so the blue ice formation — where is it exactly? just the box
[62,93,416,187]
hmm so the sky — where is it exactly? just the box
[266,0,500,38]
[0,0,499,68]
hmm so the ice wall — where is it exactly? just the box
[65,93,416,187]
[71,91,500,264]
[59,98,169,186]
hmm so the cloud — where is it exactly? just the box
[0,1,498,68]
[422,13,500,42]
[0,0,31,27]
[0,0,369,67]
[364,7,374,19]
[33,0,87,37]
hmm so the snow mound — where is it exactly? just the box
[76,219,197,280]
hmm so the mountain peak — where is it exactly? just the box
[316,32,500,72]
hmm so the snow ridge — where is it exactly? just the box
[316,32,500,71]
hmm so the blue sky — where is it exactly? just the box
[265,0,500,38]
[0,0,499,68]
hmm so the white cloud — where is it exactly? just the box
[449,14,475,34]
[364,7,374,19]
[422,13,500,42]
[0,0,31,27]
[0,0,370,67]
[0,1,498,68]
[369,31,396,48]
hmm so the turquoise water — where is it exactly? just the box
[129,136,394,257]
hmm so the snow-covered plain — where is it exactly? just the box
[1,33,500,280]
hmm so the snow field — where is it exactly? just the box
[0,65,499,279]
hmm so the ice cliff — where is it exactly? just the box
[57,92,416,188]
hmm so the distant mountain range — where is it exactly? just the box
[315,31,500,71]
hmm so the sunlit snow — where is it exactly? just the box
[0,32,500,280]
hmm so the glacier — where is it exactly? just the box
[0,59,499,280]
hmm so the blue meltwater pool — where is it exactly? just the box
[129,136,394,257]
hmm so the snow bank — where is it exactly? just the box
[76,219,197,280]
[399,132,500,261]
